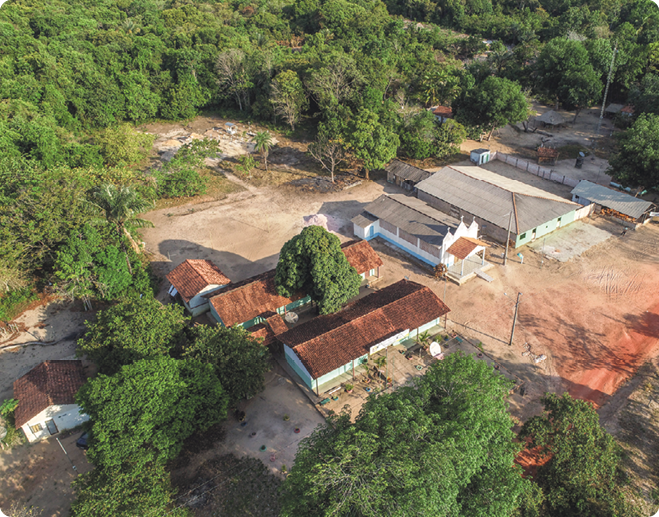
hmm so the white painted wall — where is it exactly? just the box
[284,344,313,387]
[21,404,88,443]
[184,283,228,317]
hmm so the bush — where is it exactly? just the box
[156,168,207,198]
[0,398,22,447]
[0,288,38,321]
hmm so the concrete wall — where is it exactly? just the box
[284,345,313,388]
[514,210,577,247]
[184,283,228,317]
[22,404,88,443]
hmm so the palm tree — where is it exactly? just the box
[89,184,154,273]
[253,131,273,171]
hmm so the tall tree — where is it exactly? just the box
[535,38,603,121]
[609,113,659,188]
[520,393,637,517]
[77,357,228,468]
[182,324,271,404]
[77,297,189,375]
[308,123,346,183]
[88,184,154,271]
[216,49,253,111]
[280,352,532,516]
[253,131,273,171]
[270,70,308,131]
[275,225,361,315]
[344,109,399,179]
[456,76,531,140]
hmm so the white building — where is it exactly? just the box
[13,360,89,443]
[166,259,231,316]
[352,194,487,268]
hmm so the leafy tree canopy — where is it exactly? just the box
[280,352,532,516]
[182,324,271,404]
[77,357,228,468]
[275,225,361,314]
[609,113,659,188]
[77,297,189,375]
[520,393,637,517]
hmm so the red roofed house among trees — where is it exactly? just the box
[279,279,450,394]
[166,259,231,316]
[340,240,383,284]
[13,360,89,443]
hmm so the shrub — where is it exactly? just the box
[0,288,38,321]
[156,168,207,198]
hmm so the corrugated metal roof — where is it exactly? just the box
[355,194,460,246]
[571,181,653,219]
[604,103,623,114]
[385,159,433,183]
[416,166,579,234]
[352,213,377,228]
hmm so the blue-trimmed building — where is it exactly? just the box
[279,279,450,394]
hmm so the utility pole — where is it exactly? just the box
[596,42,618,139]
[509,293,522,346]
[503,211,513,266]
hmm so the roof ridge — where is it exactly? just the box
[293,282,427,349]
[512,193,520,234]
[211,270,275,299]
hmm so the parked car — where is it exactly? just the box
[75,432,88,450]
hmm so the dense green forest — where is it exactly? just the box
[1,0,658,306]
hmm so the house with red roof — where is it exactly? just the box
[279,280,450,394]
[13,360,89,443]
[166,259,231,316]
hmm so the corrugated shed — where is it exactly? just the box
[416,166,579,234]
[571,181,653,219]
[385,159,433,184]
[355,194,460,246]
[279,280,450,379]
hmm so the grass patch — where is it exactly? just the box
[0,288,38,321]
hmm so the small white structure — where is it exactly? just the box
[470,148,491,165]
[13,361,89,443]
[166,259,231,316]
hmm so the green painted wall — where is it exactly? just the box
[315,354,368,387]
[514,210,577,247]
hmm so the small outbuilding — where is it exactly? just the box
[431,105,454,124]
[604,103,624,117]
[340,239,383,284]
[13,360,89,443]
[166,259,231,316]
[620,105,634,117]
[571,180,655,224]
[470,149,491,165]
[385,159,433,191]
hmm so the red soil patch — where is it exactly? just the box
[515,444,552,479]
[564,300,659,407]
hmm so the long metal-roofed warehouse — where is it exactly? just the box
[415,164,585,248]
[571,180,655,224]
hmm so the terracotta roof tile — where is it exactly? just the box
[166,260,230,303]
[248,313,289,346]
[341,240,383,275]
[432,106,453,118]
[209,270,305,327]
[621,105,634,114]
[13,361,87,429]
[446,237,489,260]
[279,280,450,379]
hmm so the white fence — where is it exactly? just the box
[491,152,580,188]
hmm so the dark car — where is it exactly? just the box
[75,432,89,450]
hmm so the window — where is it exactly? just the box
[29,423,43,434]
[369,268,376,277]
[519,233,527,240]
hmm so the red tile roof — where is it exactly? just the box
[249,313,289,346]
[341,240,383,276]
[279,280,450,379]
[621,105,634,114]
[13,361,87,428]
[432,106,453,118]
[166,260,230,303]
[209,270,305,327]
[446,237,489,260]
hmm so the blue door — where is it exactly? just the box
[368,226,374,238]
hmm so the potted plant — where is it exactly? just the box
[283,414,290,421]
[345,384,354,393]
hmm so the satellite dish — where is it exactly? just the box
[429,342,442,357]
[0,426,6,441]
[284,312,298,324]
